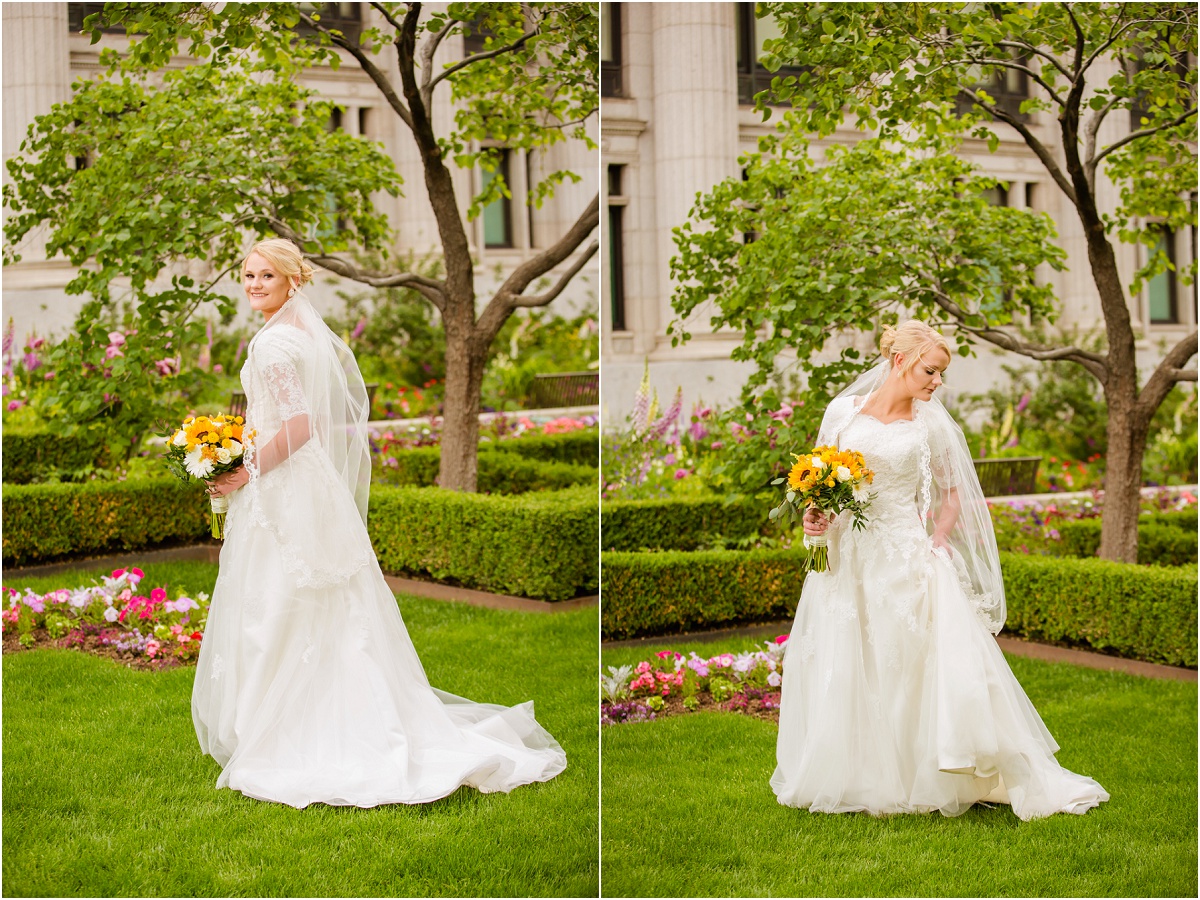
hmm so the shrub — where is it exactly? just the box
[1151,509,1198,532]
[484,429,599,468]
[600,548,804,639]
[2,479,209,565]
[601,545,1196,666]
[374,446,595,494]
[601,497,764,552]
[1000,551,1196,667]
[1,427,108,484]
[369,485,597,601]
[1057,519,1197,566]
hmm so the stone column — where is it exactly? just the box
[3,3,71,260]
[649,3,739,349]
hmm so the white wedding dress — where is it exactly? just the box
[771,401,1108,821]
[192,320,566,808]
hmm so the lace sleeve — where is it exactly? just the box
[262,360,310,419]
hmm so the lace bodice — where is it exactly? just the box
[835,408,929,533]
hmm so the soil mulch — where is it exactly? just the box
[2,628,196,672]
[604,690,781,725]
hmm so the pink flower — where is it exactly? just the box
[150,587,167,604]
[145,640,161,658]
[112,568,126,579]
[635,661,652,674]
[6,400,24,412]
[674,468,689,480]
[775,634,789,645]
[130,568,144,581]
[107,331,125,346]
[43,371,55,381]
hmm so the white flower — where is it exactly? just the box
[835,465,852,482]
[853,484,870,502]
[171,430,188,447]
[216,448,232,465]
[811,456,826,469]
[767,671,782,687]
[226,439,243,458]
[103,606,119,623]
[184,446,215,479]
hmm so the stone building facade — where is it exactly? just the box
[2,2,599,341]
[600,2,1195,424]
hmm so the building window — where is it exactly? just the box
[981,185,1012,308]
[1148,227,1178,324]
[482,150,513,249]
[296,2,363,44]
[601,3,622,97]
[607,165,627,332]
[67,3,123,33]
[358,107,370,138]
[735,4,807,106]
[956,50,1031,122]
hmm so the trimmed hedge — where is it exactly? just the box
[370,485,597,601]
[601,497,763,552]
[601,547,1197,666]
[1150,509,1198,532]
[483,429,599,468]
[374,446,595,494]
[601,548,804,639]
[1,427,107,485]
[1000,551,1196,667]
[1057,519,1198,566]
[2,479,209,565]
[4,480,598,603]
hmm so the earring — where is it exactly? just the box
[287,287,297,298]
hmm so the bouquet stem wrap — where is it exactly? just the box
[209,494,230,540]
[803,532,829,574]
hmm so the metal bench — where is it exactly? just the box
[529,371,599,408]
[972,456,1042,497]
[229,383,378,419]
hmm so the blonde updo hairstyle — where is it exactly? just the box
[879,320,951,377]
[243,238,316,291]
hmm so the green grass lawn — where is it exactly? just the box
[601,638,1197,898]
[2,562,598,898]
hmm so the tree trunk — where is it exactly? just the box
[1098,385,1151,563]
[437,318,486,492]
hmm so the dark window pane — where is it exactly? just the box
[601,3,622,97]
[483,151,513,248]
[1149,228,1178,323]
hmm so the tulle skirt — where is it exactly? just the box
[770,527,1108,821]
[192,461,566,808]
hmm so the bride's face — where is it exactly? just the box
[897,346,950,400]
[243,253,293,318]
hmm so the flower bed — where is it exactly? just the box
[601,639,789,724]
[1,567,209,670]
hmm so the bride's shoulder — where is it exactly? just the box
[253,324,314,363]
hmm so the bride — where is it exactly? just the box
[192,238,566,808]
[771,320,1108,821]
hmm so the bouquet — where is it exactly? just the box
[769,445,875,573]
[163,414,249,539]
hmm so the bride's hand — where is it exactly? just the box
[207,467,250,498]
[932,532,953,556]
[803,507,830,536]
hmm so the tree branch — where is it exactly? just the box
[1062,1,1086,79]
[510,238,597,308]
[959,87,1078,205]
[1083,92,1123,172]
[1091,107,1198,168]
[427,26,538,94]
[994,39,1075,83]
[368,1,404,34]
[417,17,455,109]
[927,289,1109,381]
[298,10,413,131]
[1137,329,1199,419]
[475,194,599,342]
[266,217,446,310]
[965,53,1067,108]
